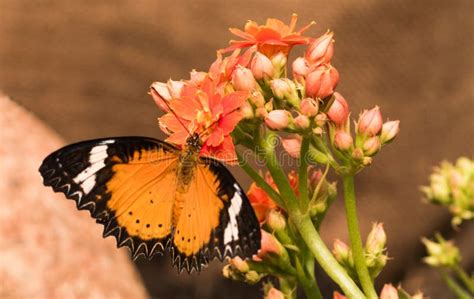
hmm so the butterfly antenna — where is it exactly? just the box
[199,106,242,139]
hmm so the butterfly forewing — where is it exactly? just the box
[39,137,179,258]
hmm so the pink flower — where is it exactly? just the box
[265,110,291,130]
[232,65,256,91]
[292,57,310,80]
[305,31,334,65]
[380,120,400,144]
[357,106,383,136]
[305,64,340,99]
[222,14,314,57]
[209,48,254,87]
[366,223,387,254]
[327,92,349,126]
[300,98,319,117]
[150,80,184,112]
[257,230,283,259]
[380,284,399,299]
[157,76,248,163]
[247,180,278,223]
[334,130,353,151]
[281,135,302,158]
[251,52,274,80]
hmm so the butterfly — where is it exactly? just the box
[39,131,261,273]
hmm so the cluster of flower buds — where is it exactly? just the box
[333,223,388,281]
[327,96,400,171]
[421,157,474,226]
[334,284,423,299]
[222,256,263,285]
[422,234,461,268]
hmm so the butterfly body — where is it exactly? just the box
[39,136,260,273]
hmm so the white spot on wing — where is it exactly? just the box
[73,144,111,195]
[224,183,243,245]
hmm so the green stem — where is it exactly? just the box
[262,130,364,299]
[295,258,322,299]
[442,271,472,299]
[298,137,311,210]
[279,276,297,299]
[293,214,365,299]
[343,176,378,299]
[237,152,285,208]
[453,264,474,294]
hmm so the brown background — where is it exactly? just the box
[1,0,473,298]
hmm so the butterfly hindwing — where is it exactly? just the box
[39,136,179,259]
[171,157,261,273]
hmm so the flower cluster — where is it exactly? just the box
[421,157,474,226]
[334,284,423,299]
[149,14,403,299]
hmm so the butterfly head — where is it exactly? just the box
[185,133,202,152]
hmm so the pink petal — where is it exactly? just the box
[165,130,189,145]
[205,127,224,147]
[219,111,242,135]
[222,91,249,115]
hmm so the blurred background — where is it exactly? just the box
[1,0,473,298]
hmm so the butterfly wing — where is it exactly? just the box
[39,137,180,259]
[171,157,261,273]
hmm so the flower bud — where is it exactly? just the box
[380,120,400,144]
[292,57,310,80]
[265,110,290,130]
[362,136,381,156]
[150,82,172,112]
[294,115,310,129]
[327,92,349,126]
[251,52,274,80]
[333,239,350,263]
[305,31,334,65]
[255,107,268,118]
[271,52,287,76]
[351,148,364,161]
[257,230,285,260]
[333,291,347,299]
[366,223,387,255]
[249,91,265,107]
[357,106,383,136]
[281,135,302,158]
[232,65,256,91]
[230,256,250,273]
[265,287,285,299]
[334,131,353,152]
[240,101,254,119]
[266,209,287,232]
[314,113,328,127]
[270,79,299,106]
[245,270,262,284]
[305,64,339,99]
[380,284,399,299]
[422,235,461,268]
[300,98,319,117]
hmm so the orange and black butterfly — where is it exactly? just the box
[39,132,261,273]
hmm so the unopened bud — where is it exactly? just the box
[270,78,299,107]
[305,64,339,99]
[357,106,383,136]
[281,135,302,158]
[306,31,335,65]
[422,235,461,268]
[240,101,254,119]
[333,239,350,263]
[251,52,275,80]
[249,91,265,107]
[150,82,172,112]
[266,209,287,232]
[300,98,319,117]
[334,131,353,152]
[292,57,310,80]
[271,52,287,76]
[380,120,400,144]
[265,287,285,299]
[366,223,387,255]
[327,92,349,126]
[230,256,250,273]
[265,110,291,130]
[314,113,328,127]
[244,270,262,284]
[255,107,268,118]
[352,148,364,161]
[232,65,256,91]
[294,114,310,129]
[380,284,399,299]
[363,137,381,156]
